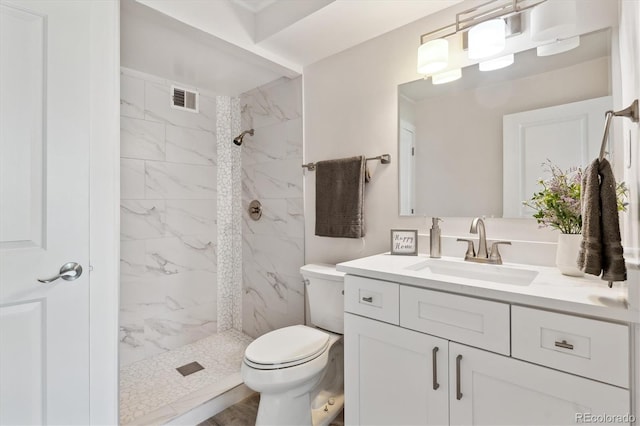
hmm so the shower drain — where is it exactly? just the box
[176,361,204,377]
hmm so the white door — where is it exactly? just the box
[449,342,631,426]
[399,120,416,216]
[345,313,449,425]
[0,1,92,424]
[503,96,612,217]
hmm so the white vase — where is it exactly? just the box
[555,233,584,277]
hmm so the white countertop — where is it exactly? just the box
[337,253,639,323]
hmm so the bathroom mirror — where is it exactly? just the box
[398,29,612,218]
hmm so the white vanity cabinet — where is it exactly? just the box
[344,275,632,426]
[449,342,630,426]
[344,313,449,426]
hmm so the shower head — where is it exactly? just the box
[233,129,254,146]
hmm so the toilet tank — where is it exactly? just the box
[300,264,345,334]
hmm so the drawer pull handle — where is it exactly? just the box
[555,340,574,350]
[362,296,373,303]
[456,354,463,400]
[432,347,440,390]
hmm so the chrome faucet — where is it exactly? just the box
[457,217,511,265]
[470,217,488,259]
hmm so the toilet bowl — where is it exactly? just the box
[241,264,345,426]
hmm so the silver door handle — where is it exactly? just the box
[456,354,463,400]
[38,262,83,283]
[554,340,574,350]
[432,346,440,390]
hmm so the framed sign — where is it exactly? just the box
[390,229,418,255]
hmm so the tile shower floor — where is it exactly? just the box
[120,329,254,425]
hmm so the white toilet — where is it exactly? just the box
[241,264,345,426]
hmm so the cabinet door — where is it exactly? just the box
[449,342,631,426]
[345,313,448,425]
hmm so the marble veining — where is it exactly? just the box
[253,158,304,199]
[121,116,165,161]
[240,77,304,339]
[121,200,167,241]
[120,70,305,421]
[165,199,217,239]
[240,121,287,166]
[120,68,221,366]
[242,198,304,239]
[121,72,145,119]
[166,124,216,166]
[144,79,217,132]
[145,160,217,200]
[241,77,302,129]
[121,158,146,200]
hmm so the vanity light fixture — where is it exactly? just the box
[417,38,449,74]
[536,36,580,56]
[479,53,514,71]
[416,0,545,76]
[468,18,506,59]
[431,68,462,85]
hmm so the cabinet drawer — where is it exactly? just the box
[344,276,399,325]
[400,286,510,355]
[511,306,629,388]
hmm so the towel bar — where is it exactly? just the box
[598,99,638,161]
[302,154,391,171]
[596,99,637,288]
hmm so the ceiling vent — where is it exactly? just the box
[171,85,199,113]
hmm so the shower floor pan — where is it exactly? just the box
[120,329,254,425]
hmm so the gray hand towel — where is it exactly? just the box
[578,158,626,282]
[598,159,626,282]
[315,156,366,238]
[578,159,602,275]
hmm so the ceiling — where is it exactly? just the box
[231,0,277,13]
[135,0,462,74]
[121,0,293,96]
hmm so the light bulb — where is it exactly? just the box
[417,38,449,75]
[432,69,462,85]
[530,0,577,42]
[468,19,506,59]
[537,36,580,56]
[479,54,514,71]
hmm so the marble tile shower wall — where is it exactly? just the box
[120,68,218,367]
[240,77,304,338]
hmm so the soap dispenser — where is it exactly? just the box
[430,217,442,258]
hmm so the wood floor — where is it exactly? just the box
[198,393,344,426]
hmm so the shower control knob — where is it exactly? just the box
[248,200,262,221]
[328,398,335,406]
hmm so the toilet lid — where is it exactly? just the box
[244,325,330,368]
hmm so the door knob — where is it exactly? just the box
[38,262,83,283]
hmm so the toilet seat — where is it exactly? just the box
[244,325,330,370]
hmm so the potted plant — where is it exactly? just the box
[524,161,628,276]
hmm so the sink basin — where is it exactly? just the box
[406,259,538,286]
